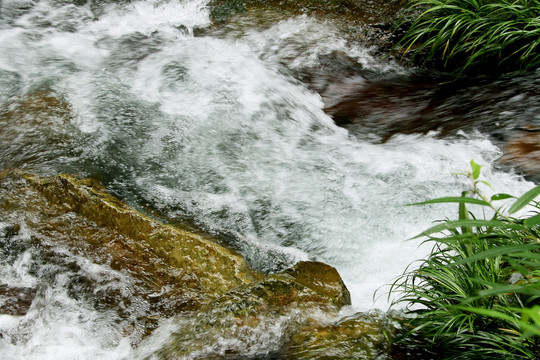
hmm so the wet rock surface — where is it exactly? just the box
[0,90,76,172]
[0,171,258,340]
[29,173,259,294]
[206,260,351,314]
[208,0,405,25]
[286,311,397,359]
[284,261,351,308]
[146,261,351,359]
[322,72,540,181]
[501,130,540,180]
[0,285,37,316]
[0,171,360,353]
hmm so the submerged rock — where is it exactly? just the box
[0,70,21,103]
[287,311,397,359]
[0,89,75,172]
[0,285,37,316]
[0,171,258,319]
[208,0,404,25]
[0,171,359,352]
[145,261,351,359]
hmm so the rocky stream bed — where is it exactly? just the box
[1,0,538,359]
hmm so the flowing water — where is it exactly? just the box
[0,0,538,358]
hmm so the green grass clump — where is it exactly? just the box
[396,0,540,73]
[390,160,540,359]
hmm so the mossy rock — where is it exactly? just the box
[0,89,75,170]
[284,261,351,307]
[287,311,397,359]
[0,171,259,315]
[205,261,351,318]
[0,171,356,353]
[208,0,405,25]
[150,261,351,359]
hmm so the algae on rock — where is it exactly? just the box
[145,261,352,359]
[0,171,258,317]
[287,311,397,359]
[1,171,387,358]
[0,90,75,172]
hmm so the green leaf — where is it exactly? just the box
[491,193,514,201]
[524,213,540,227]
[452,244,540,265]
[509,184,540,214]
[411,219,526,239]
[478,180,492,188]
[459,191,470,234]
[455,306,516,322]
[420,231,509,245]
[520,306,540,337]
[475,284,540,298]
[409,197,491,207]
[470,159,482,180]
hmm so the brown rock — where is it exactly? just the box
[0,171,259,315]
[285,261,351,308]
[287,311,396,359]
[151,261,351,359]
[0,285,37,316]
[501,131,540,179]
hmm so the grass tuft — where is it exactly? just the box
[395,0,540,73]
[390,160,540,359]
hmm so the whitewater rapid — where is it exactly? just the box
[0,0,535,358]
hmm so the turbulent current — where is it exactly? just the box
[0,0,537,358]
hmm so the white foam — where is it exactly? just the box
[87,0,211,38]
[0,0,537,356]
[0,253,134,360]
[237,16,404,74]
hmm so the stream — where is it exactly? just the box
[0,0,538,358]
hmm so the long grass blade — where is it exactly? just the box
[409,197,491,207]
[509,185,540,214]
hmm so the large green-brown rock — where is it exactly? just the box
[287,311,397,359]
[205,260,351,317]
[0,171,258,315]
[284,261,351,308]
[148,260,351,359]
[0,171,361,355]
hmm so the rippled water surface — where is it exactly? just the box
[0,0,537,358]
